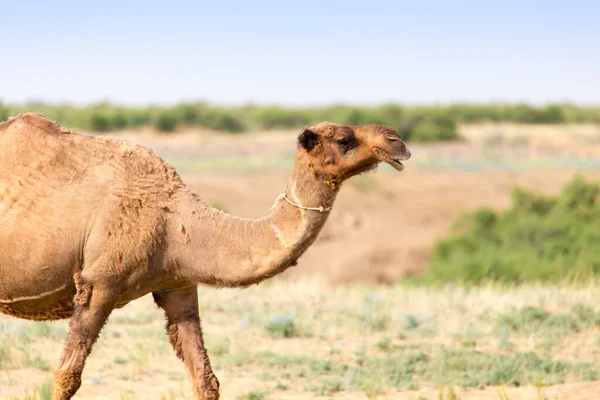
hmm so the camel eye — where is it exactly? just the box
[336,138,352,153]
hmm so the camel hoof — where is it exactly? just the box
[52,370,81,400]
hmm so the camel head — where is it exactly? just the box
[297,121,411,185]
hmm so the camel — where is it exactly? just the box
[0,113,411,399]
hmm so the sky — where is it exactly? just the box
[1,0,598,106]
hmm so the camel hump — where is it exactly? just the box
[0,112,63,138]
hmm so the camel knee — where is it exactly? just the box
[52,370,82,400]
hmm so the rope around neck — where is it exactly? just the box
[273,193,332,213]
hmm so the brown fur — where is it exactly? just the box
[0,114,410,399]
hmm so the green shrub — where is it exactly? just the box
[88,111,112,132]
[154,111,178,132]
[252,106,311,129]
[264,314,298,338]
[202,108,245,132]
[409,116,458,142]
[498,304,600,336]
[0,103,9,122]
[238,391,265,400]
[173,103,200,124]
[416,176,600,284]
[498,306,550,333]
[110,109,129,130]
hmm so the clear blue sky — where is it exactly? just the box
[1,0,598,106]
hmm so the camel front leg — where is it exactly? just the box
[153,286,220,400]
[52,284,115,400]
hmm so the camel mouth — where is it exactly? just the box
[372,147,407,172]
[387,159,404,171]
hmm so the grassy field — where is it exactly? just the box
[1,282,600,399]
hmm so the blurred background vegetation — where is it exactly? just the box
[2,101,599,142]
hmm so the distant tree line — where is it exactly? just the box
[1,102,599,142]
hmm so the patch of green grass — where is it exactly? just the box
[424,349,591,389]
[113,355,128,365]
[498,305,551,333]
[238,391,266,400]
[359,298,390,332]
[498,304,600,336]
[361,376,387,399]
[263,314,300,338]
[308,377,343,395]
[376,338,391,351]
[438,386,461,400]
[219,343,598,394]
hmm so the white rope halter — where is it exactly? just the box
[273,193,332,213]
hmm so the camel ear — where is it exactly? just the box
[298,128,318,151]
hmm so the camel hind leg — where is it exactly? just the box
[153,286,220,400]
[52,279,116,400]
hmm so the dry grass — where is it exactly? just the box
[2,282,600,399]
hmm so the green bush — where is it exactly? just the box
[416,176,600,284]
[409,116,458,142]
[497,304,600,336]
[0,103,9,122]
[202,108,245,132]
[154,111,178,132]
[173,103,200,124]
[110,109,129,130]
[88,111,112,132]
[251,106,311,129]
[264,314,298,338]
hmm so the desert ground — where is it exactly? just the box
[2,123,600,399]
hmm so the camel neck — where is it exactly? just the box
[168,152,338,287]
